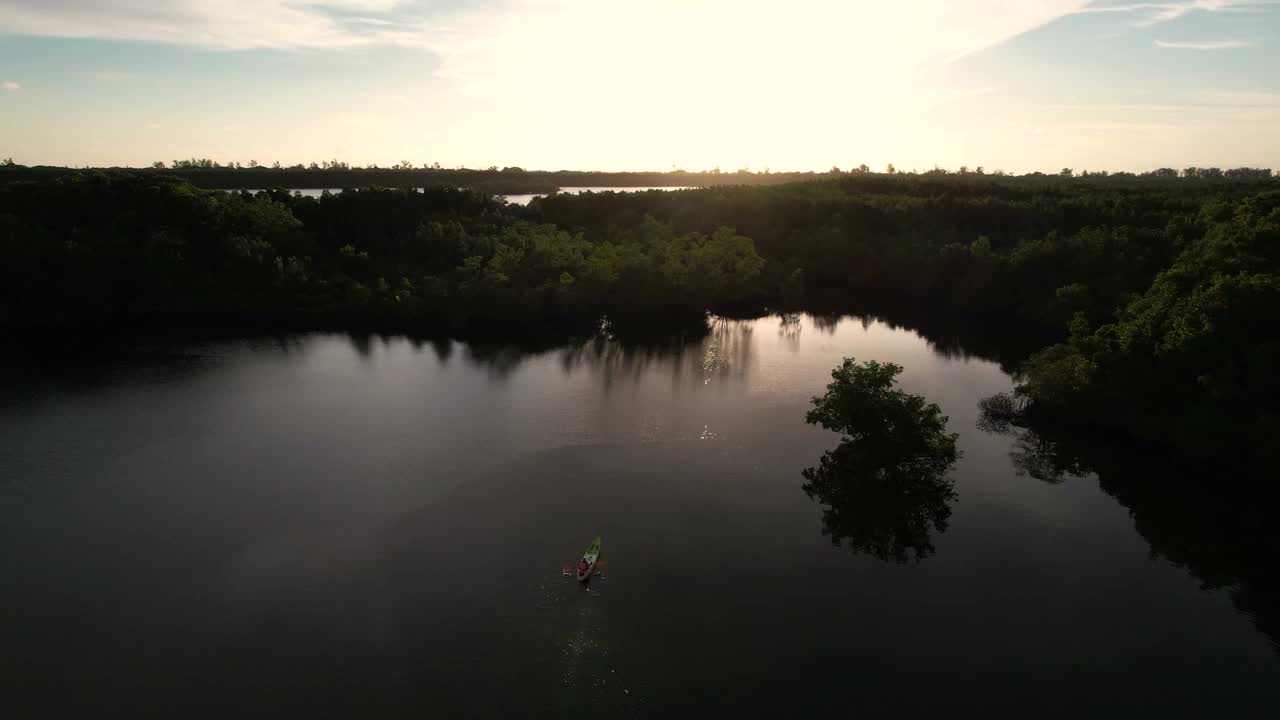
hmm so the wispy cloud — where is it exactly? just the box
[0,0,1087,56]
[1198,89,1280,105]
[1046,90,1280,111]
[1078,0,1277,26]
[2,81,20,91]
[431,1,1088,87]
[1154,38,1257,47]
[87,70,138,82]
[0,0,435,50]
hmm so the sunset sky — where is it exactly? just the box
[1,0,1277,172]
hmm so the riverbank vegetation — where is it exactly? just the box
[978,189,1280,472]
[1,168,1276,471]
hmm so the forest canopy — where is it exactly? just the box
[1,168,1277,472]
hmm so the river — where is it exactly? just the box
[2,314,1277,717]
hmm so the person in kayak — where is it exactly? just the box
[578,558,590,575]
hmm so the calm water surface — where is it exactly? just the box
[2,315,1277,717]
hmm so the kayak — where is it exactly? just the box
[576,536,602,582]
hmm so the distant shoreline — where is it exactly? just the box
[4,163,1272,196]
[0,165,849,196]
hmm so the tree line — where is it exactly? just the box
[2,159,1272,195]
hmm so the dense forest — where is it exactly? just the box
[1,168,1277,474]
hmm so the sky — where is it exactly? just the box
[0,0,1277,172]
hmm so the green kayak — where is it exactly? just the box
[576,536,602,582]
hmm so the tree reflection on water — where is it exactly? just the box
[978,392,1280,655]
[802,440,958,563]
[558,316,755,391]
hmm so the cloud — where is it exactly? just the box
[0,0,1123,170]
[1077,0,1277,26]
[2,80,19,90]
[1154,38,1256,47]
[0,0,1085,57]
[88,70,138,82]
[1044,90,1280,114]
[297,0,405,8]
[430,1,1089,91]
[0,0,431,50]
[410,0,1090,170]
[1197,89,1280,105]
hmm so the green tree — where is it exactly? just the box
[807,358,959,462]
[802,358,961,562]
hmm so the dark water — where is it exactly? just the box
[2,315,1277,717]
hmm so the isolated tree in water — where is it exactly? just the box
[806,359,959,464]
[802,358,960,563]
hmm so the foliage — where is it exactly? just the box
[807,358,960,462]
[2,169,1278,469]
[802,359,961,563]
[1013,191,1280,470]
[0,172,764,335]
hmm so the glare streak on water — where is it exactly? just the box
[223,186,694,204]
[502,186,696,206]
[1,314,1277,717]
